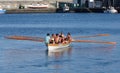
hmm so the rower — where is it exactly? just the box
[59,32,65,38]
[55,34,60,44]
[66,32,72,43]
[59,32,66,44]
[50,34,55,44]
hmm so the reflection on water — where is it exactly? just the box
[74,44,116,55]
[1,44,118,73]
[45,47,72,70]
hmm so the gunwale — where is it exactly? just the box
[47,43,71,51]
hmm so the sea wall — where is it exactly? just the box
[6,8,56,14]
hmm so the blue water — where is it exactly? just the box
[0,13,120,73]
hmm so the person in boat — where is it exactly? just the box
[66,32,72,43]
[59,34,65,44]
[45,33,50,46]
[59,35,62,43]
[59,35,64,44]
[55,34,60,44]
[59,32,65,38]
[49,34,56,44]
[63,38,68,44]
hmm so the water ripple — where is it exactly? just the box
[95,60,120,66]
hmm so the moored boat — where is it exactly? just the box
[0,6,6,14]
[63,4,69,12]
[104,0,118,13]
[47,43,71,51]
[104,7,118,13]
[27,4,49,9]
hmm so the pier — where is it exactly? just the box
[6,8,56,14]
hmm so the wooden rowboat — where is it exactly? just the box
[47,43,71,51]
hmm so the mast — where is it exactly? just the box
[113,0,114,7]
[109,0,111,7]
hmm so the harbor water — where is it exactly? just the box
[0,13,120,73]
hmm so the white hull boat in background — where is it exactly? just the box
[0,6,6,14]
[27,4,49,9]
[104,7,118,13]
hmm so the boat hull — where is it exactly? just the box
[27,4,49,9]
[104,10,117,13]
[0,9,6,14]
[104,7,118,13]
[28,6,48,9]
[47,47,71,57]
[47,43,70,51]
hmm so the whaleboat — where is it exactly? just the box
[47,43,71,51]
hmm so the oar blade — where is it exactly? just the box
[5,36,44,42]
[72,40,116,45]
[74,34,110,38]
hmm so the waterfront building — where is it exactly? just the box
[0,0,47,9]
[115,0,120,8]
[102,0,120,8]
[94,0,102,8]
[76,0,102,8]
[76,0,120,8]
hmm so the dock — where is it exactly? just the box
[6,8,56,14]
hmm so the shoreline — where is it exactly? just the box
[5,8,120,14]
[6,8,56,14]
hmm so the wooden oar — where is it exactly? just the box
[72,40,116,45]
[5,36,44,42]
[5,35,116,45]
[73,34,110,38]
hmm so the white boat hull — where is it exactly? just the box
[47,47,71,57]
[27,4,49,9]
[104,7,118,13]
[0,9,6,14]
[47,43,70,51]
[104,10,117,13]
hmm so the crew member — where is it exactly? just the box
[45,33,50,46]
